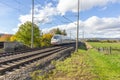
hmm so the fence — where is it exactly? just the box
[94,47,120,54]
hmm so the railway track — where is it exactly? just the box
[0,44,75,79]
[0,47,50,57]
[0,42,75,57]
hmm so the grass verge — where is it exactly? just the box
[31,48,120,80]
[87,49,120,80]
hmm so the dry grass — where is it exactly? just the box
[31,50,98,80]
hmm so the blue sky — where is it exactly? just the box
[0,0,120,38]
[0,0,31,33]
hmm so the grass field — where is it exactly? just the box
[31,42,120,80]
[88,42,120,54]
[31,50,98,80]
[87,49,120,80]
[87,42,120,80]
[88,42,120,48]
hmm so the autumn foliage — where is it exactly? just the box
[0,22,67,48]
[13,21,41,47]
[0,34,12,42]
[49,28,67,35]
[10,35,17,42]
[41,33,53,47]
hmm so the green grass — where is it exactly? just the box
[88,42,120,48]
[88,42,120,54]
[31,50,97,80]
[87,49,120,80]
[31,44,120,80]
[87,42,120,80]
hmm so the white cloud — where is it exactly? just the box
[84,16,120,31]
[100,6,107,11]
[81,16,120,38]
[43,16,120,38]
[13,3,59,33]
[19,3,58,24]
[0,30,8,34]
[57,0,120,15]
[19,14,32,25]
[13,0,120,38]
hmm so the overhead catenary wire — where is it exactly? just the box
[35,0,41,4]
[61,15,77,26]
[34,0,61,26]
[35,0,75,26]
[62,16,74,23]
[0,1,22,12]
[0,1,16,10]
[56,16,69,24]
[34,0,78,39]
[14,0,30,9]
[51,0,76,24]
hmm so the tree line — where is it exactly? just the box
[0,21,67,47]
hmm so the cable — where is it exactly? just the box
[56,16,69,24]
[14,0,20,4]
[35,0,41,4]
[62,16,77,25]
[50,0,76,24]
[0,1,23,13]
[34,0,65,25]
[14,0,30,9]
[62,16,73,23]
[34,0,75,27]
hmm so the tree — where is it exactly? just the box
[41,33,53,47]
[15,21,41,47]
[62,29,67,36]
[10,35,17,42]
[55,28,62,34]
[49,28,67,35]
[49,29,57,35]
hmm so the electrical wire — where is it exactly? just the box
[62,16,74,23]
[35,0,41,4]
[50,0,76,24]
[14,0,30,9]
[0,1,26,13]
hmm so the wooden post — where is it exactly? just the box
[110,46,112,54]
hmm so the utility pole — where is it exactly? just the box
[82,26,84,41]
[76,0,79,52]
[70,31,71,43]
[31,0,34,48]
[70,31,71,40]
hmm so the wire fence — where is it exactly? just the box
[94,47,120,54]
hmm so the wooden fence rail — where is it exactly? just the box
[94,47,120,54]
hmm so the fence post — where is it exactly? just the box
[110,46,112,54]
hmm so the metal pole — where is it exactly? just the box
[70,31,71,40]
[83,26,84,41]
[76,0,79,52]
[31,0,34,48]
[70,31,71,43]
